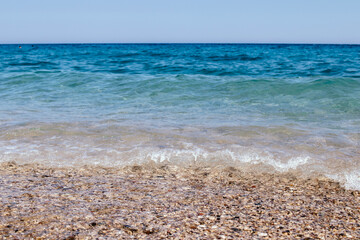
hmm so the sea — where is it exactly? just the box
[0,44,359,189]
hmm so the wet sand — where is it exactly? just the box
[0,162,359,239]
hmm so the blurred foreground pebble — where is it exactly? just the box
[0,162,359,239]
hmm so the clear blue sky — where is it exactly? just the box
[1,0,360,44]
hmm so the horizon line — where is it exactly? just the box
[1,42,360,45]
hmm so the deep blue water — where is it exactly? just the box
[0,44,359,189]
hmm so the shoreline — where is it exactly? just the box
[0,162,359,239]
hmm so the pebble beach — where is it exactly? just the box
[0,161,359,239]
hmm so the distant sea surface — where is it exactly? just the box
[0,44,359,189]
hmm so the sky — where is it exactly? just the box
[1,0,360,44]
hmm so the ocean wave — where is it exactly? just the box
[1,44,360,191]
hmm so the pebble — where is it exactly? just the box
[0,162,359,239]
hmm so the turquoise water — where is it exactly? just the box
[0,44,359,189]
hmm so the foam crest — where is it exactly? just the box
[0,121,359,190]
[2,137,360,190]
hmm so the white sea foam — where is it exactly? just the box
[0,141,358,190]
[0,123,359,190]
[0,140,309,171]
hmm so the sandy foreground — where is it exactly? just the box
[0,162,359,239]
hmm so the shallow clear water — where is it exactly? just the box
[0,44,359,189]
